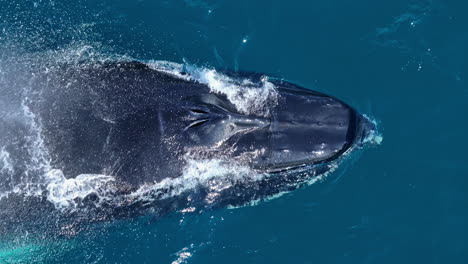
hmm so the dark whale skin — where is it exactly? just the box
[0,60,378,235]
[33,61,370,184]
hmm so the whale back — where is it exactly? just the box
[32,61,210,184]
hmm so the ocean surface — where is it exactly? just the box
[0,0,467,263]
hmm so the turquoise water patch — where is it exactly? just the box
[0,243,41,263]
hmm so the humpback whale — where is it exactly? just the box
[0,59,379,234]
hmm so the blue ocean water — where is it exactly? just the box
[0,0,467,263]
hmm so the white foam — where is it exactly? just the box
[125,154,343,211]
[0,90,116,209]
[126,158,264,205]
[227,163,339,209]
[45,169,115,209]
[362,115,384,145]
[172,245,194,264]
[0,147,14,175]
[0,147,16,200]
[21,97,52,176]
[147,60,278,116]
[0,93,54,200]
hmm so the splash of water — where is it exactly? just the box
[147,60,278,116]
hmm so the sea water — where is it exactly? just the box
[0,0,467,263]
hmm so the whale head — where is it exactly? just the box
[180,79,377,173]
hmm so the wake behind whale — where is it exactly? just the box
[0,48,381,236]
